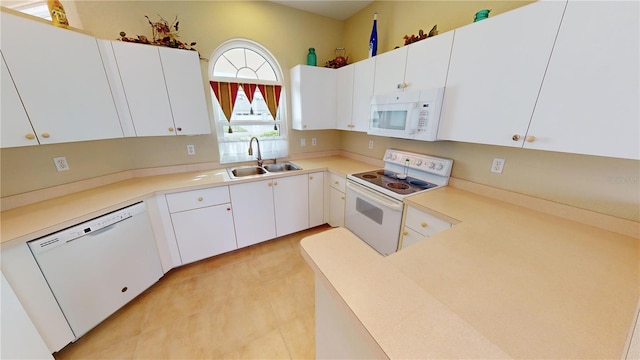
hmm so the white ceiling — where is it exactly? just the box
[268,1,373,20]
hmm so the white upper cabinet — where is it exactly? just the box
[335,64,354,131]
[0,12,123,145]
[437,1,566,147]
[373,46,408,95]
[373,31,453,95]
[1,54,39,148]
[158,47,211,135]
[109,41,175,137]
[351,58,376,132]
[336,58,376,132]
[291,65,337,130]
[107,41,210,137]
[525,1,639,160]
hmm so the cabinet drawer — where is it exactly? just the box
[404,206,451,237]
[400,226,425,250]
[329,173,346,193]
[166,186,230,213]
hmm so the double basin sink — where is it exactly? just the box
[227,162,302,179]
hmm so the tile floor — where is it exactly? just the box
[54,225,331,359]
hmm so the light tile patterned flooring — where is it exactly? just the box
[54,225,331,359]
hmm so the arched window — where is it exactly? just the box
[209,39,288,164]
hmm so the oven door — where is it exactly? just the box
[345,180,404,256]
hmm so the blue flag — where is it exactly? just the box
[369,13,378,57]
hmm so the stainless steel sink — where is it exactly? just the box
[263,162,302,172]
[228,166,268,178]
[227,162,302,178]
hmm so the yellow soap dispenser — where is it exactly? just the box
[47,0,69,28]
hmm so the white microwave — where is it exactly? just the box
[368,88,445,141]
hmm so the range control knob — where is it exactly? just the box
[436,163,444,170]
[391,154,398,160]
[416,160,423,166]
[428,162,435,169]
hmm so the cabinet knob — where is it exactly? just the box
[268,182,273,187]
[25,133,36,140]
[197,197,203,201]
[309,176,314,180]
[226,207,231,211]
[274,181,278,186]
[421,222,428,228]
[303,125,307,129]
[176,127,182,132]
[512,134,520,141]
[526,135,536,143]
[402,231,408,236]
[341,196,345,200]
[334,181,339,185]
[169,127,175,132]
[41,132,50,138]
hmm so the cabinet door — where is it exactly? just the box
[351,58,376,132]
[273,174,309,236]
[526,1,639,160]
[158,47,211,135]
[290,65,337,130]
[229,179,276,248]
[437,1,566,147]
[1,12,123,144]
[170,204,237,264]
[328,187,345,227]
[335,64,355,131]
[309,172,325,227]
[373,46,408,95]
[0,55,38,148]
[404,31,454,90]
[111,41,175,136]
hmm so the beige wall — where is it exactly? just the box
[2,1,639,222]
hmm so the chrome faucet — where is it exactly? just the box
[248,137,263,167]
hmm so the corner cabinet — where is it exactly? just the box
[165,187,237,265]
[105,41,210,137]
[291,65,337,130]
[525,1,639,160]
[0,12,123,146]
[437,1,566,147]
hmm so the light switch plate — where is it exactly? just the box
[187,145,195,155]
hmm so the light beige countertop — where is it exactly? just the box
[301,186,640,359]
[0,156,378,245]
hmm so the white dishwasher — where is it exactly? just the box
[28,202,162,339]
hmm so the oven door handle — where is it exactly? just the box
[346,181,404,211]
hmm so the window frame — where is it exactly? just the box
[208,38,288,164]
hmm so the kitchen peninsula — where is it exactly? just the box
[302,185,640,359]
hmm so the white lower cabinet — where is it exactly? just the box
[328,173,346,227]
[400,206,452,250]
[309,172,325,227]
[166,187,237,264]
[230,174,309,248]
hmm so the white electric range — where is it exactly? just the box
[345,149,453,255]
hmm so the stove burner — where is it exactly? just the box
[387,182,410,190]
[408,179,435,189]
[362,174,378,179]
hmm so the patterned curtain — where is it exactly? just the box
[257,85,282,130]
[241,83,258,115]
[209,81,240,133]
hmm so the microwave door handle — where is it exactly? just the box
[347,181,404,211]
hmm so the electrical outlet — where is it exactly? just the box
[53,157,70,172]
[187,144,196,155]
[491,158,505,174]
[368,140,374,150]
[311,138,317,146]
[300,138,306,147]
